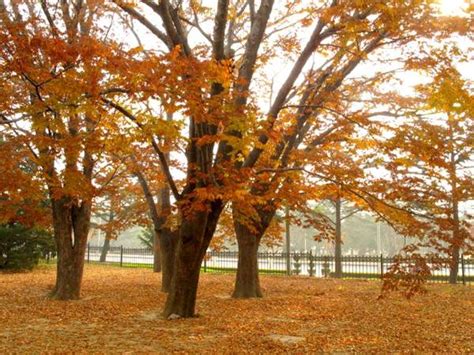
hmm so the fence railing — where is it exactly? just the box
[85,244,473,284]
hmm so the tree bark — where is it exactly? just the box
[160,228,177,292]
[50,198,91,300]
[163,242,203,318]
[449,244,460,284]
[153,228,162,272]
[163,202,222,318]
[448,195,460,284]
[448,145,460,285]
[53,245,86,300]
[233,222,263,298]
[232,205,275,298]
[157,183,177,291]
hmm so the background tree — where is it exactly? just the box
[380,60,473,285]
[227,0,466,298]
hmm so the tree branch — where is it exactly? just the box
[112,0,173,50]
[213,0,230,60]
[101,97,181,201]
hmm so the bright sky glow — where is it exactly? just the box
[438,0,470,16]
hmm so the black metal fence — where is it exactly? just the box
[86,244,473,284]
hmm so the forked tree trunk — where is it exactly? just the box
[50,198,91,300]
[233,222,263,298]
[163,204,222,318]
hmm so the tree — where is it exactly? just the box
[131,156,178,290]
[0,224,54,270]
[106,1,471,315]
[93,187,148,263]
[125,134,179,288]
[0,135,51,228]
[109,0,276,316]
[380,60,473,284]
[227,1,469,298]
[2,0,469,314]
[0,0,137,299]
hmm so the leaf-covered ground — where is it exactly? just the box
[1,264,472,353]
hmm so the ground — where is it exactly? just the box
[0,265,473,353]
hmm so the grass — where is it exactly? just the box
[1,264,472,353]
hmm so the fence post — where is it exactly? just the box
[461,254,465,285]
[87,243,90,263]
[380,253,384,280]
[120,245,123,267]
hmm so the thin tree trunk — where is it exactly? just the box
[153,229,162,272]
[448,195,460,284]
[448,143,460,285]
[233,222,263,298]
[334,195,342,278]
[99,200,114,263]
[449,244,460,284]
[134,165,179,283]
[99,237,110,262]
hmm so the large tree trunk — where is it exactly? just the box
[163,241,204,318]
[232,205,275,298]
[163,202,222,318]
[233,222,263,298]
[50,198,91,300]
[54,244,87,300]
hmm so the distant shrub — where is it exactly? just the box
[0,224,55,270]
